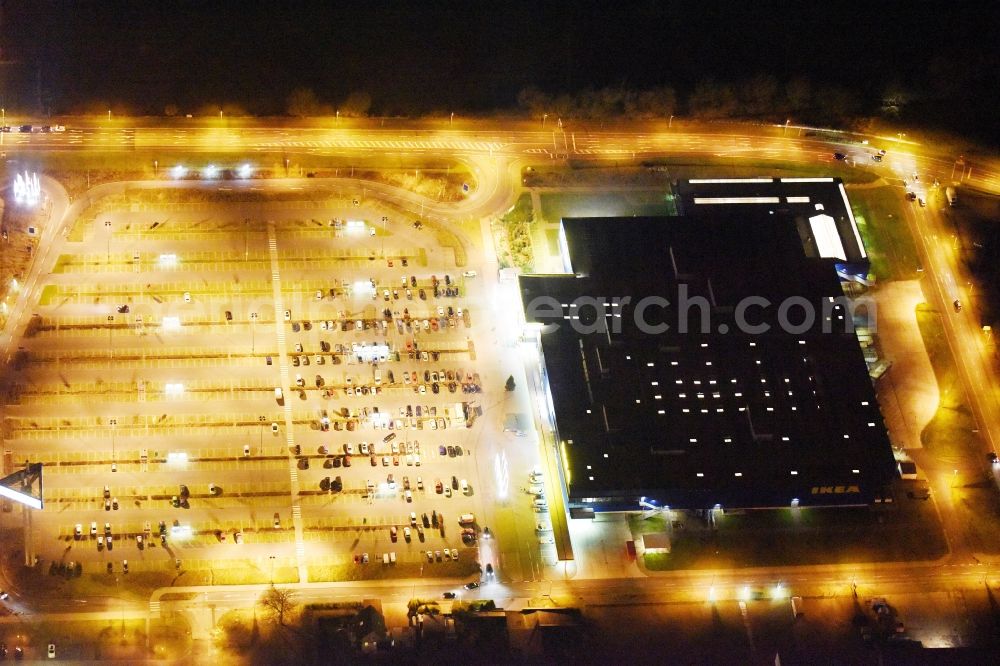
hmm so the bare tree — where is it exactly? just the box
[688,80,738,119]
[286,87,321,117]
[633,86,677,118]
[739,73,779,117]
[340,91,372,117]
[785,76,812,114]
[516,86,551,117]
[259,586,296,626]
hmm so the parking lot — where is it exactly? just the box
[0,190,548,584]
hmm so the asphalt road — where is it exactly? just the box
[1,118,999,643]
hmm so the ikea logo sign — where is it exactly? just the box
[811,485,861,495]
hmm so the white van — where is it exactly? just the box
[274,387,283,402]
[460,479,469,494]
[458,513,475,525]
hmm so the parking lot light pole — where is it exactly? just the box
[259,415,266,453]
[107,315,114,359]
[250,312,258,354]
[105,220,112,264]
[269,555,276,584]
[244,218,250,262]
[109,418,117,469]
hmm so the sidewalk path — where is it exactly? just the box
[873,280,938,450]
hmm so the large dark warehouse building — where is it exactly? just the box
[518,178,897,512]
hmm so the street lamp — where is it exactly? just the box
[250,312,258,354]
[542,113,548,128]
[668,114,674,128]
[269,555,276,584]
[109,418,117,471]
[105,220,112,264]
[107,315,114,359]
[259,415,266,452]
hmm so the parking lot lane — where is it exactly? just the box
[267,221,309,583]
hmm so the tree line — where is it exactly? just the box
[516,75,865,126]
[276,76,872,129]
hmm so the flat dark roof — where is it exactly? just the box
[520,211,895,510]
[676,177,869,269]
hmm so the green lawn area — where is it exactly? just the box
[915,305,1000,554]
[633,156,880,184]
[632,498,947,571]
[849,186,920,282]
[497,192,535,270]
[308,557,477,582]
[538,190,676,224]
[13,617,190,662]
[525,158,879,189]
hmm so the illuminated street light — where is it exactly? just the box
[13,171,41,207]
[170,165,187,179]
[238,163,252,179]
[10,278,19,293]
[170,524,193,540]
[162,316,181,331]
[165,383,185,396]
[158,253,178,267]
[203,164,219,179]
[166,451,189,464]
[772,583,787,599]
[250,312,258,354]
